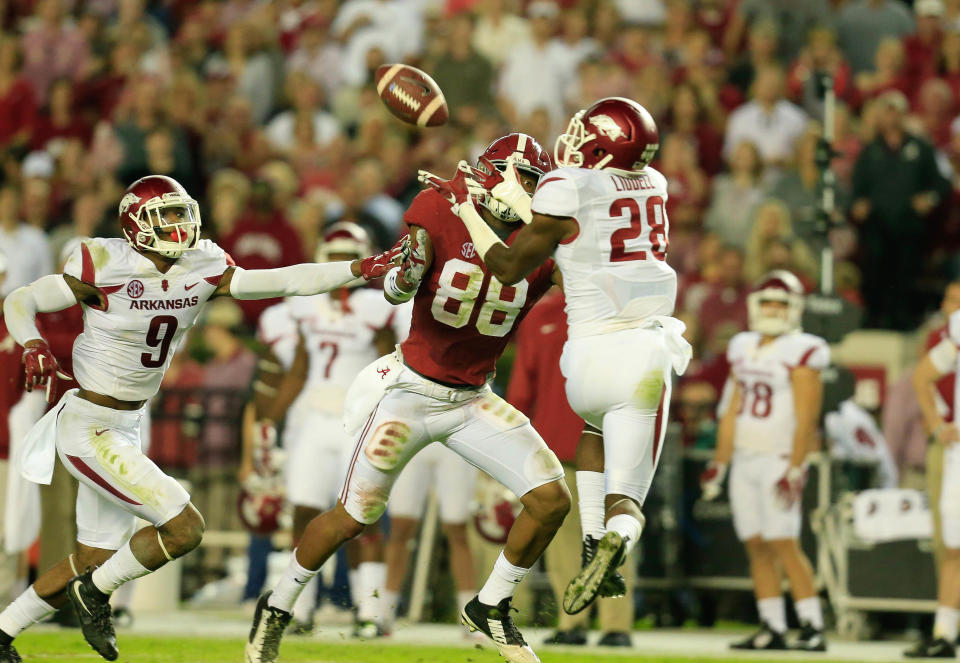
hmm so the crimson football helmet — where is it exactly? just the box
[119,175,201,259]
[315,221,373,262]
[555,97,659,174]
[475,133,552,223]
[747,270,805,337]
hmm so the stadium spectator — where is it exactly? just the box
[727,19,779,97]
[429,13,497,127]
[902,0,945,97]
[0,36,37,155]
[851,90,950,330]
[20,0,90,103]
[854,37,910,107]
[704,140,766,247]
[723,64,809,169]
[265,71,342,156]
[786,26,855,118]
[743,200,817,285]
[837,0,916,74]
[677,379,719,449]
[663,82,724,176]
[0,184,52,296]
[472,0,530,67]
[723,0,832,62]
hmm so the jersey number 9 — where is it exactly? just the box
[141,315,179,368]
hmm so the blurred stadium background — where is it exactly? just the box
[0,0,958,660]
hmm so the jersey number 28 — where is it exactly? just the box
[609,196,668,262]
[431,259,528,337]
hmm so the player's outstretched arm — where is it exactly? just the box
[481,212,576,286]
[214,246,401,300]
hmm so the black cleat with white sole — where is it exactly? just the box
[244,592,292,663]
[730,621,788,650]
[792,621,827,652]
[581,536,627,599]
[461,596,540,663]
[563,531,626,615]
[66,571,117,661]
[0,632,20,663]
[904,636,956,658]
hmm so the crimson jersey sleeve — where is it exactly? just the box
[404,189,452,236]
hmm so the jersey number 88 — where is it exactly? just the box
[431,259,528,337]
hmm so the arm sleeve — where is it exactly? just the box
[3,275,78,345]
[929,337,958,375]
[229,262,355,300]
[531,174,579,217]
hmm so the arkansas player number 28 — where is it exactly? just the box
[431,259,528,337]
[609,196,667,262]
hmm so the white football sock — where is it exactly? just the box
[795,596,823,629]
[0,587,55,637]
[757,596,786,634]
[477,552,529,605]
[356,561,386,622]
[457,590,475,612]
[92,541,151,594]
[382,589,399,626]
[934,605,960,642]
[348,569,360,609]
[268,549,318,613]
[576,471,605,541]
[605,513,643,555]
[291,575,319,625]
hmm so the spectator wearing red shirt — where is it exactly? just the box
[0,36,37,154]
[31,78,91,151]
[902,0,944,99]
[218,178,305,326]
[506,289,634,648]
[20,0,90,103]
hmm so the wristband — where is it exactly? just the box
[385,267,415,302]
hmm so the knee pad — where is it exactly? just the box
[363,421,413,471]
[523,447,563,486]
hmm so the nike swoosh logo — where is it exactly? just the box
[73,584,90,615]
[94,429,108,436]
[399,75,431,96]
[185,282,199,291]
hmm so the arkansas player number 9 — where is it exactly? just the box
[431,259,529,337]
[141,315,179,368]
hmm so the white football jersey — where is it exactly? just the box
[727,330,830,455]
[946,310,960,416]
[257,301,299,370]
[63,238,230,401]
[531,166,677,338]
[285,289,411,416]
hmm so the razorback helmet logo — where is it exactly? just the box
[119,192,141,216]
[588,114,626,142]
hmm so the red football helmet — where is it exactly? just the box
[555,97,659,174]
[238,474,287,536]
[315,221,373,262]
[747,270,805,337]
[475,132,552,222]
[119,175,201,259]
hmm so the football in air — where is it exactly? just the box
[375,63,449,128]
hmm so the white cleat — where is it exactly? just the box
[244,592,292,663]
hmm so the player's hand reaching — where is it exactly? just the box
[462,155,534,224]
[699,460,727,501]
[774,465,806,509]
[358,239,403,281]
[397,228,428,291]
[417,163,482,214]
[22,340,71,404]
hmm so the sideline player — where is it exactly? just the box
[700,271,828,652]
[0,175,398,663]
[245,134,568,663]
[421,98,691,615]
[256,223,411,636]
[909,305,960,658]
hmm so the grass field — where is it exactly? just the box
[11,631,881,663]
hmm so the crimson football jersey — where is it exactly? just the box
[400,189,554,386]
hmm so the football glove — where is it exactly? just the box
[359,240,403,281]
[417,163,480,214]
[774,465,806,509]
[699,460,727,501]
[397,227,428,291]
[22,341,71,404]
[465,155,533,224]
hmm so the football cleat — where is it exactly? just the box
[792,621,827,652]
[67,571,118,661]
[581,535,627,599]
[0,643,20,663]
[543,627,587,646]
[353,620,388,639]
[244,592,292,663]
[461,596,540,663]
[563,531,626,615]
[904,636,956,658]
[598,631,632,647]
[730,622,788,650]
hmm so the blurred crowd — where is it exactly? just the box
[0,0,958,473]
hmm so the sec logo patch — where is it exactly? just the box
[127,279,144,299]
[461,242,476,259]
